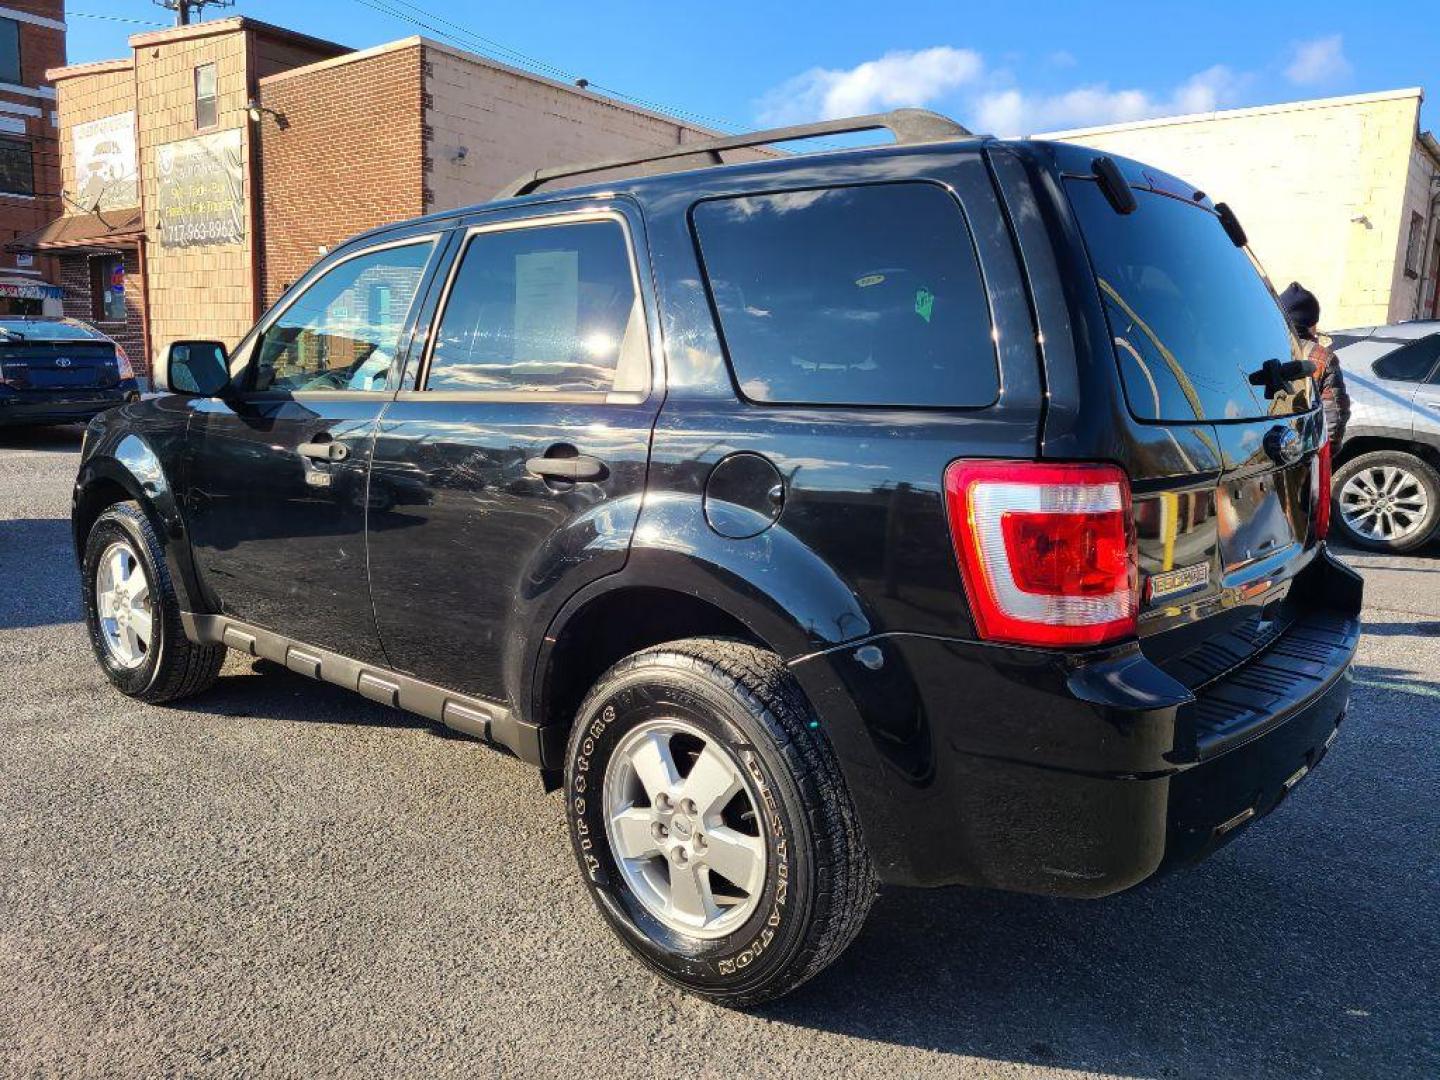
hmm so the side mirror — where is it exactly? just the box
[158,340,230,397]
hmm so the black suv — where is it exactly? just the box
[73,110,1361,1005]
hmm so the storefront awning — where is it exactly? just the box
[0,277,62,300]
[9,209,144,253]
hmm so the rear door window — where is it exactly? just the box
[691,183,999,407]
[1067,179,1307,422]
[423,218,647,394]
[1372,334,1440,382]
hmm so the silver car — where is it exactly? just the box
[1330,321,1440,552]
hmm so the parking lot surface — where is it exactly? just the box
[2,425,1437,1079]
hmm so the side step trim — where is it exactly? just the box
[179,612,552,767]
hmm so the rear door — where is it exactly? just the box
[1335,328,1438,437]
[1416,344,1440,426]
[366,200,661,706]
[1061,172,1325,671]
[184,233,444,662]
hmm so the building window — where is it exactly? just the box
[195,64,218,130]
[91,255,127,323]
[1405,210,1426,278]
[0,18,20,85]
[0,137,33,195]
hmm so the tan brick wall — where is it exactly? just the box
[1045,90,1429,331]
[51,62,136,213]
[423,43,723,210]
[255,42,425,309]
[133,27,255,358]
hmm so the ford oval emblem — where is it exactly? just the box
[55,357,72,367]
[1263,426,1303,466]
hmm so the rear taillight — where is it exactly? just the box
[1314,438,1333,541]
[114,344,136,381]
[944,461,1138,647]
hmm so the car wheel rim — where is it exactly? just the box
[95,540,153,669]
[1339,465,1430,542]
[602,717,767,940]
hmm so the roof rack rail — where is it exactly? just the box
[496,108,973,199]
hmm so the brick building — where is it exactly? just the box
[0,2,64,316]
[1046,89,1440,330]
[23,18,725,372]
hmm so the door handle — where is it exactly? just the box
[298,440,349,462]
[526,453,607,481]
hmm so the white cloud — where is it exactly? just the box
[1285,34,1351,86]
[756,47,1257,137]
[755,47,983,126]
[975,65,1246,135]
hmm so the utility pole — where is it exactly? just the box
[153,0,235,26]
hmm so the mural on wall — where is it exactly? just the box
[72,111,139,211]
[155,129,245,248]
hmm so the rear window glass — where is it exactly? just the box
[1372,334,1440,382]
[692,183,999,407]
[1067,179,1307,422]
[0,320,100,341]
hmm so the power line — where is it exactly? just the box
[69,12,167,27]
[349,0,750,134]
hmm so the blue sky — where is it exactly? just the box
[66,1,1439,134]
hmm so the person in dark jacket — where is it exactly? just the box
[1279,281,1349,449]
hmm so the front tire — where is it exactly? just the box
[564,638,875,1006]
[1331,450,1440,553]
[82,501,225,703]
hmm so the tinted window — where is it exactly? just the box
[1372,334,1440,383]
[692,183,998,407]
[0,136,33,196]
[1068,179,1307,422]
[0,19,19,85]
[425,219,646,394]
[254,241,433,393]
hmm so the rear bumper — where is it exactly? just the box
[788,547,1362,896]
[0,386,137,426]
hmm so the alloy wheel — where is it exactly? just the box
[95,540,153,669]
[1338,464,1430,543]
[602,717,767,939]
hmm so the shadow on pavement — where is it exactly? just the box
[0,424,86,452]
[758,672,1437,1078]
[0,518,82,629]
[182,657,441,735]
[1355,620,1440,637]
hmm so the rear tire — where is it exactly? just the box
[1331,450,1440,553]
[564,637,875,1006]
[82,501,225,703]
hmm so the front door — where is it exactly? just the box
[185,234,443,661]
[366,203,661,707]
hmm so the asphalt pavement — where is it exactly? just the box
[1,424,1436,1079]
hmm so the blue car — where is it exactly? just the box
[0,317,140,428]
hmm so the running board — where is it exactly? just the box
[179,613,555,767]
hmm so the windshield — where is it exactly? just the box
[1067,179,1309,423]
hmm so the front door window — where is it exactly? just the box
[254,241,434,393]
